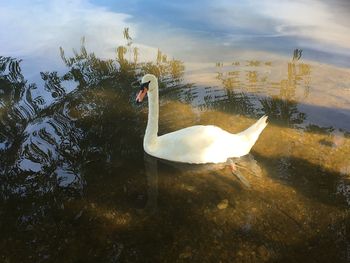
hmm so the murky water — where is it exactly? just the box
[1,1,350,262]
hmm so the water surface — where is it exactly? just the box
[1,1,350,262]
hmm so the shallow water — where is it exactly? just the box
[1,1,350,262]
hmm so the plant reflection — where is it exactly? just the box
[1,31,189,192]
[208,56,311,126]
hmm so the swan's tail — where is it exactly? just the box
[237,115,268,155]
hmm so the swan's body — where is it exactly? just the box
[137,74,268,164]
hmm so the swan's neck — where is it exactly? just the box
[144,89,159,150]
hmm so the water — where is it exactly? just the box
[1,1,350,262]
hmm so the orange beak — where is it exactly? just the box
[136,87,148,103]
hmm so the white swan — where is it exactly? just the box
[136,74,268,164]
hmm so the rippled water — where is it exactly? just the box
[1,1,350,262]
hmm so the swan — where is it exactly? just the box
[136,74,268,165]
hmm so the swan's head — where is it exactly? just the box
[136,74,158,103]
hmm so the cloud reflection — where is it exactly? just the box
[0,0,134,58]
[173,0,350,53]
[0,0,158,81]
[253,0,350,51]
[1,0,350,75]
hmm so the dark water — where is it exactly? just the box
[1,1,350,262]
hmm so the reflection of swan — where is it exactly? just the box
[136,74,268,164]
[143,154,158,213]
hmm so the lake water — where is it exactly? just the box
[1,1,350,262]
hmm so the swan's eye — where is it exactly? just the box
[140,80,151,90]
